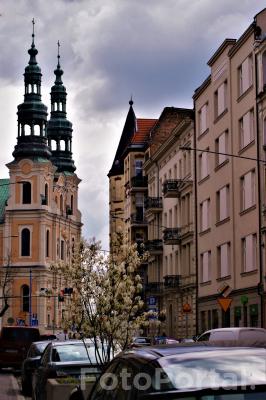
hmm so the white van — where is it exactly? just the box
[197,327,266,342]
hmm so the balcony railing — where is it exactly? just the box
[163,179,192,198]
[146,239,163,254]
[163,228,181,245]
[131,176,148,189]
[130,213,147,225]
[145,197,163,213]
[164,274,180,288]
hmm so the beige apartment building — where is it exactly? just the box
[144,107,196,338]
[194,9,266,331]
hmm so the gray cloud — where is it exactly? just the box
[0,0,266,249]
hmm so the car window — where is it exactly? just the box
[40,345,51,366]
[211,330,235,340]
[90,360,119,399]
[239,329,266,341]
[51,343,103,363]
[197,332,210,341]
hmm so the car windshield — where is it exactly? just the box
[158,349,266,391]
[52,343,105,363]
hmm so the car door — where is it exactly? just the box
[34,344,51,400]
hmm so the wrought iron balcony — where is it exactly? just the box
[130,213,147,227]
[164,275,181,288]
[163,228,181,245]
[163,179,192,198]
[146,239,163,254]
[145,197,163,213]
[131,176,148,189]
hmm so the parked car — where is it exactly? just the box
[88,342,266,399]
[129,337,152,348]
[0,326,40,369]
[178,337,195,343]
[197,327,266,342]
[154,336,179,345]
[32,340,105,400]
[21,340,51,396]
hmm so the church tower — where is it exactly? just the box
[1,21,82,331]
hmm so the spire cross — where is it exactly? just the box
[32,18,35,44]
[57,40,61,66]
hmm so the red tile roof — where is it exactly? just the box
[131,118,158,145]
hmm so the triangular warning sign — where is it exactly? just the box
[218,298,232,312]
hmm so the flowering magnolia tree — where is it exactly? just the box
[51,233,158,365]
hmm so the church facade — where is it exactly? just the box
[0,24,82,332]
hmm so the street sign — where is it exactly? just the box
[218,283,232,298]
[218,298,232,312]
[147,296,157,306]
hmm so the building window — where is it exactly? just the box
[199,150,209,180]
[45,184,49,205]
[201,250,211,283]
[218,242,230,278]
[200,311,207,332]
[242,233,257,273]
[198,103,208,135]
[71,195,74,212]
[249,304,258,327]
[217,185,229,222]
[214,81,227,118]
[239,109,254,149]
[241,170,255,211]
[21,228,30,257]
[238,55,253,96]
[212,309,219,329]
[234,307,241,327]
[22,182,31,204]
[135,159,143,177]
[200,199,210,232]
[61,240,65,260]
[21,284,29,312]
[215,131,228,166]
[46,230,50,258]
[60,195,63,213]
[135,193,144,222]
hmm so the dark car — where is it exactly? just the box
[0,326,40,369]
[88,342,266,399]
[21,340,51,395]
[32,340,105,400]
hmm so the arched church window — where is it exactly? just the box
[21,284,29,312]
[22,182,31,204]
[21,228,30,257]
[51,140,57,151]
[24,124,31,136]
[60,140,65,151]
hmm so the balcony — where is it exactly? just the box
[145,197,163,214]
[131,213,147,227]
[146,239,163,255]
[145,282,164,293]
[163,228,181,245]
[163,179,192,198]
[130,176,148,191]
[164,275,180,288]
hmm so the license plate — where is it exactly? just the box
[5,349,18,353]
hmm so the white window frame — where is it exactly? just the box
[239,55,253,96]
[241,170,255,211]
[218,242,230,278]
[242,233,257,273]
[239,109,254,149]
[201,250,211,283]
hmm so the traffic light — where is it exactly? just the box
[58,290,64,302]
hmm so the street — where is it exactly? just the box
[0,372,27,400]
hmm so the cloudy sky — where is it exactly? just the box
[0,0,265,250]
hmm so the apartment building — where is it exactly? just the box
[144,107,196,338]
[108,100,157,270]
[194,9,266,331]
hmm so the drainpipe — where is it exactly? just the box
[192,100,199,335]
[254,31,264,328]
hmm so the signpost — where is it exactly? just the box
[217,298,232,312]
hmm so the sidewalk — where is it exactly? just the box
[0,373,24,400]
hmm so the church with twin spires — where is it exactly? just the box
[0,21,82,331]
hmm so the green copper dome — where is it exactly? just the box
[13,19,51,161]
[47,42,76,173]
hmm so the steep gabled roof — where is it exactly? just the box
[108,101,157,177]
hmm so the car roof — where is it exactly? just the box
[49,339,94,346]
[31,340,51,346]
[118,341,266,361]
[204,327,266,332]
